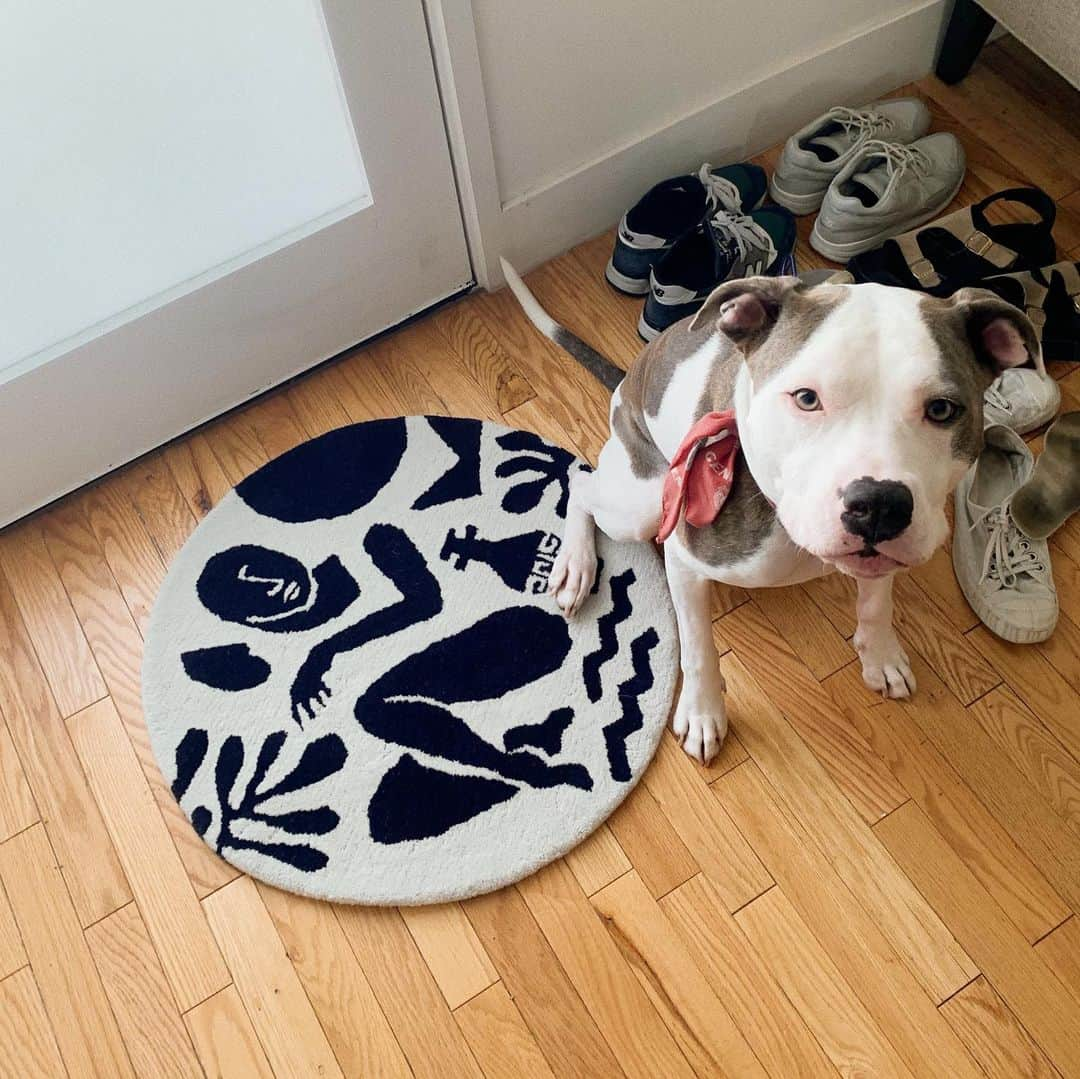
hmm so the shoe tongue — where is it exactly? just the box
[850,162,891,202]
[805,130,854,160]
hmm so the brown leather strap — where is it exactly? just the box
[897,205,1019,287]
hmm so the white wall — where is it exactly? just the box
[461,0,949,272]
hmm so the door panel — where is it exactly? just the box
[1,0,472,526]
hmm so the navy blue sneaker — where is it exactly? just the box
[639,206,797,340]
[605,163,768,295]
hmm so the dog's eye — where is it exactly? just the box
[925,398,961,424]
[791,388,822,412]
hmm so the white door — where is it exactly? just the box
[0,0,472,526]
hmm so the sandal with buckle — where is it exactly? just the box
[846,187,1057,296]
[978,260,1080,364]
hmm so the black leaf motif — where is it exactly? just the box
[253,734,348,804]
[172,729,208,801]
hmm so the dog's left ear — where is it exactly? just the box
[688,275,803,348]
[948,287,1045,377]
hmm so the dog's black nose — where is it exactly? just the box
[841,477,913,544]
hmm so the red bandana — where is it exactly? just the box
[656,410,739,543]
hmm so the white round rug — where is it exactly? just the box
[143,416,677,904]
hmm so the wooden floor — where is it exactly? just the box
[3,36,1080,1079]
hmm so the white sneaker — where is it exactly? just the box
[953,425,1058,643]
[983,368,1061,434]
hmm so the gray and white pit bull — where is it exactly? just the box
[501,258,1042,764]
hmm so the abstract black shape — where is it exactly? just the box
[172,729,209,800]
[590,557,605,595]
[369,754,517,844]
[197,549,358,633]
[582,568,636,703]
[440,524,560,594]
[356,606,592,792]
[290,524,443,723]
[174,729,347,873]
[412,417,482,510]
[504,707,573,756]
[494,430,576,518]
[182,644,271,692]
[603,627,659,782]
[236,418,406,522]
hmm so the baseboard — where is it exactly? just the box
[498,0,948,275]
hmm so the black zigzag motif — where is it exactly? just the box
[412,417,482,510]
[602,627,659,782]
[581,568,635,703]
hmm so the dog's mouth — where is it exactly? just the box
[831,546,906,578]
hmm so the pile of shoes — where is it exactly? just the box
[604,98,1080,644]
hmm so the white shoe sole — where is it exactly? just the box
[768,175,826,215]
[808,174,966,263]
[604,259,651,295]
[637,311,663,342]
[956,584,1057,643]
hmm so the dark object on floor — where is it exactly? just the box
[936,0,996,84]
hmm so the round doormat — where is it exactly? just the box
[143,416,677,904]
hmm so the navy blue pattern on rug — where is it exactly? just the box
[143,416,677,904]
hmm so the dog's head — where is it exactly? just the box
[690,276,1042,577]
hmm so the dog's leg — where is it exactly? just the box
[549,469,599,617]
[854,574,916,698]
[665,546,727,763]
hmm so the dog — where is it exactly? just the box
[501,258,1042,763]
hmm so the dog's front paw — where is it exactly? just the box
[671,679,728,764]
[547,541,597,619]
[855,630,916,699]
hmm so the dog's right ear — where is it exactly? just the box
[688,275,803,349]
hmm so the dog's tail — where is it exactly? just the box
[499,257,625,392]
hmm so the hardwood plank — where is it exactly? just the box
[713,642,976,1003]
[892,575,1000,705]
[896,650,1080,913]
[939,975,1057,1079]
[1036,610,1080,699]
[257,884,411,1078]
[827,664,1071,943]
[464,881,622,1079]
[0,570,130,925]
[0,824,134,1078]
[201,407,271,485]
[183,986,274,1079]
[517,859,696,1079]
[85,902,202,1079]
[875,800,1080,1077]
[1034,915,1080,1004]
[563,823,631,896]
[802,570,857,639]
[434,296,537,415]
[334,903,483,1079]
[400,902,499,1010]
[454,982,556,1079]
[715,761,981,1078]
[0,717,36,843]
[0,967,66,1079]
[606,780,699,900]
[734,885,910,1079]
[720,602,908,824]
[661,874,838,1079]
[967,625,1080,766]
[753,585,855,680]
[202,877,344,1079]
[162,432,232,521]
[591,870,766,1078]
[43,501,236,898]
[970,686,1080,834]
[0,880,26,980]
[124,454,199,567]
[285,365,354,436]
[641,734,772,912]
[340,337,449,421]
[908,544,979,634]
[0,521,107,717]
[69,698,229,1010]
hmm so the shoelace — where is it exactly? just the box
[708,209,773,266]
[827,105,895,142]
[861,139,932,179]
[984,377,1013,413]
[974,503,1045,589]
[698,164,742,213]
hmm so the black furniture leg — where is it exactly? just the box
[936,0,996,84]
